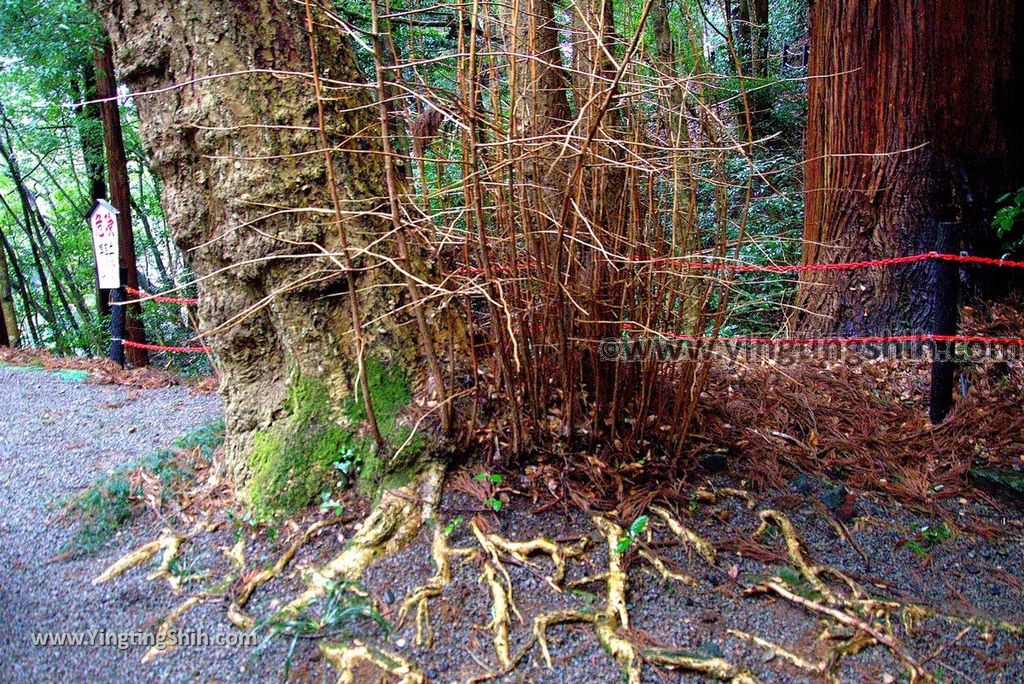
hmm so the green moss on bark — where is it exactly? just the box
[247,362,427,520]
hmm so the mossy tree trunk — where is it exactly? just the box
[93,0,443,516]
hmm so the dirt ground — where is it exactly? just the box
[4,360,1024,683]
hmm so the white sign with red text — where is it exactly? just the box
[89,199,120,289]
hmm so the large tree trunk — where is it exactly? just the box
[93,0,443,516]
[501,0,571,267]
[797,1,1024,335]
[94,40,149,366]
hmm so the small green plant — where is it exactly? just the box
[616,515,649,554]
[993,187,1024,252]
[474,471,505,512]
[906,522,952,557]
[443,516,463,536]
[318,492,344,516]
[776,566,822,601]
[253,580,388,677]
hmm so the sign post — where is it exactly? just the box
[88,200,125,366]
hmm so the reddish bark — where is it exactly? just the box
[95,39,148,366]
[797,1,1024,334]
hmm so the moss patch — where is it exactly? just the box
[248,374,368,522]
[247,362,427,521]
[343,358,412,424]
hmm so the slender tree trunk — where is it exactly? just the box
[0,175,61,332]
[0,234,16,346]
[77,62,113,316]
[94,0,447,506]
[797,0,1024,335]
[94,39,148,366]
[0,225,40,345]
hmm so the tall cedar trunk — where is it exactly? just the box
[76,62,112,316]
[736,0,770,133]
[93,0,438,504]
[796,1,1024,335]
[94,40,149,366]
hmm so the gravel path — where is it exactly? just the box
[0,366,224,683]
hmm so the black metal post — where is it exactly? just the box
[109,284,126,368]
[929,222,960,423]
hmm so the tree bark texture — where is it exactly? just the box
[93,0,438,502]
[797,1,1024,335]
[94,40,149,366]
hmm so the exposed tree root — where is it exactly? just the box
[754,510,838,602]
[465,516,756,683]
[727,628,835,682]
[395,525,476,647]
[748,510,933,682]
[226,515,348,629]
[142,593,210,662]
[650,505,717,564]
[321,640,425,684]
[472,523,587,590]
[638,548,698,586]
[92,532,185,586]
[479,560,513,667]
[747,581,929,681]
[89,467,1023,684]
[280,463,445,617]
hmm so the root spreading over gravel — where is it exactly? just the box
[3,364,1024,684]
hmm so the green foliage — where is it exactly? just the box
[775,565,822,600]
[906,522,952,557]
[443,515,463,536]
[474,472,503,485]
[0,0,201,359]
[616,514,649,554]
[254,579,388,678]
[61,418,225,554]
[992,187,1024,253]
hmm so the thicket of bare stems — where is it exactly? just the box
[234,0,758,461]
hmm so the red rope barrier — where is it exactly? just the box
[620,323,1024,346]
[117,251,1024,353]
[654,251,1024,273]
[122,340,212,353]
[126,286,199,305]
[453,252,1024,276]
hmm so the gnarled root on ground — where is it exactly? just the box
[226,514,349,629]
[141,592,210,662]
[92,532,185,586]
[321,640,425,684]
[650,505,717,565]
[749,510,930,682]
[469,516,756,684]
[280,463,446,618]
[727,628,836,683]
[395,525,476,647]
